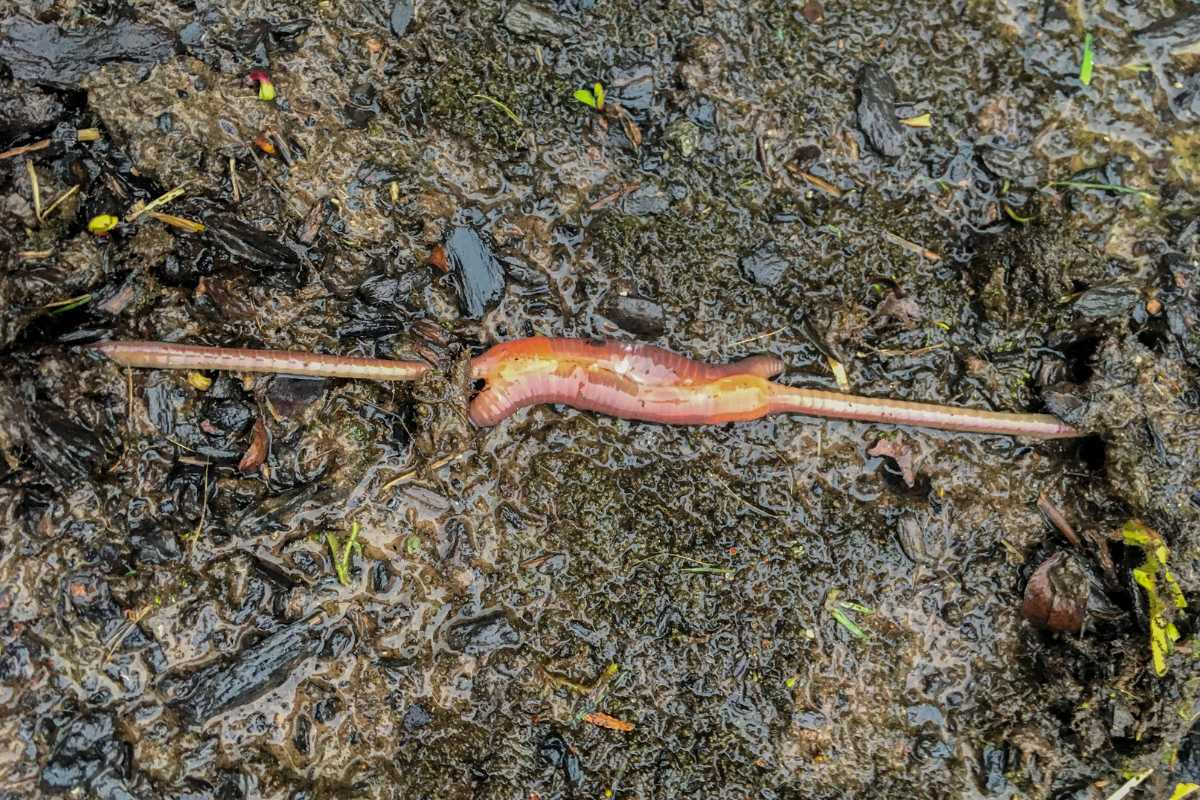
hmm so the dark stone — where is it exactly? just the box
[502,2,576,39]
[27,403,110,479]
[265,376,326,419]
[740,243,789,287]
[356,272,430,308]
[403,703,432,731]
[205,399,254,435]
[344,83,379,129]
[622,184,670,216]
[855,63,907,158]
[40,714,129,793]
[444,226,505,318]
[1137,7,1200,59]
[600,293,665,337]
[0,81,65,138]
[390,0,415,37]
[1072,285,1139,321]
[444,610,520,656]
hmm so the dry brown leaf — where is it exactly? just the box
[868,436,917,488]
[238,418,268,473]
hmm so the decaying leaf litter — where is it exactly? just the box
[1,0,1199,797]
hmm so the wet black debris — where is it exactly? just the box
[170,619,323,725]
[0,17,176,89]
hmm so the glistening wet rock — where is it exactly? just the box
[0,82,65,137]
[600,293,665,337]
[1137,7,1200,60]
[444,226,505,319]
[40,713,135,795]
[855,63,907,158]
[445,609,520,655]
[27,403,111,480]
[1072,285,1140,322]
[740,242,789,287]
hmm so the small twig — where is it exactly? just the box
[794,169,842,198]
[126,367,135,435]
[1103,769,1152,800]
[0,128,100,161]
[101,602,157,663]
[40,184,79,221]
[40,293,91,314]
[379,450,472,494]
[18,250,52,259]
[709,471,785,519]
[229,157,241,202]
[728,326,788,348]
[26,161,42,222]
[881,230,940,262]
[589,182,639,211]
[1037,491,1081,547]
[183,465,210,546]
[0,139,50,160]
[628,551,730,572]
[127,185,186,222]
[859,341,947,359]
[1046,180,1155,200]
[149,211,205,233]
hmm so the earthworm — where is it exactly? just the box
[467,336,1079,439]
[91,340,430,381]
[90,337,1079,438]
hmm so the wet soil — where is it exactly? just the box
[1,1,1199,798]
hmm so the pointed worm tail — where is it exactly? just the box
[767,384,1079,439]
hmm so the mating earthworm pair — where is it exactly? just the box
[91,337,1080,439]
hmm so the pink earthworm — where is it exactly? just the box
[467,337,1079,439]
[90,337,1079,438]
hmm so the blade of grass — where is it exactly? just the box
[42,293,92,315]
[1047,180,1155,200]
[1079,33,1095,86]
[471,93,522,125]
[830,606,867,639]
[1003,203,1035,223]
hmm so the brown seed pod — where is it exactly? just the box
[1022,551,1121,633]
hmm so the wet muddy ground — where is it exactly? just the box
[2,0,1200,797]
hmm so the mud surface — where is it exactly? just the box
[2,1,1200,798]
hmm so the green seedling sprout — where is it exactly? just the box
[1122,520,1188,677]
[826,589,873,640]
[325,520,363,586]
[574,82,606,111]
